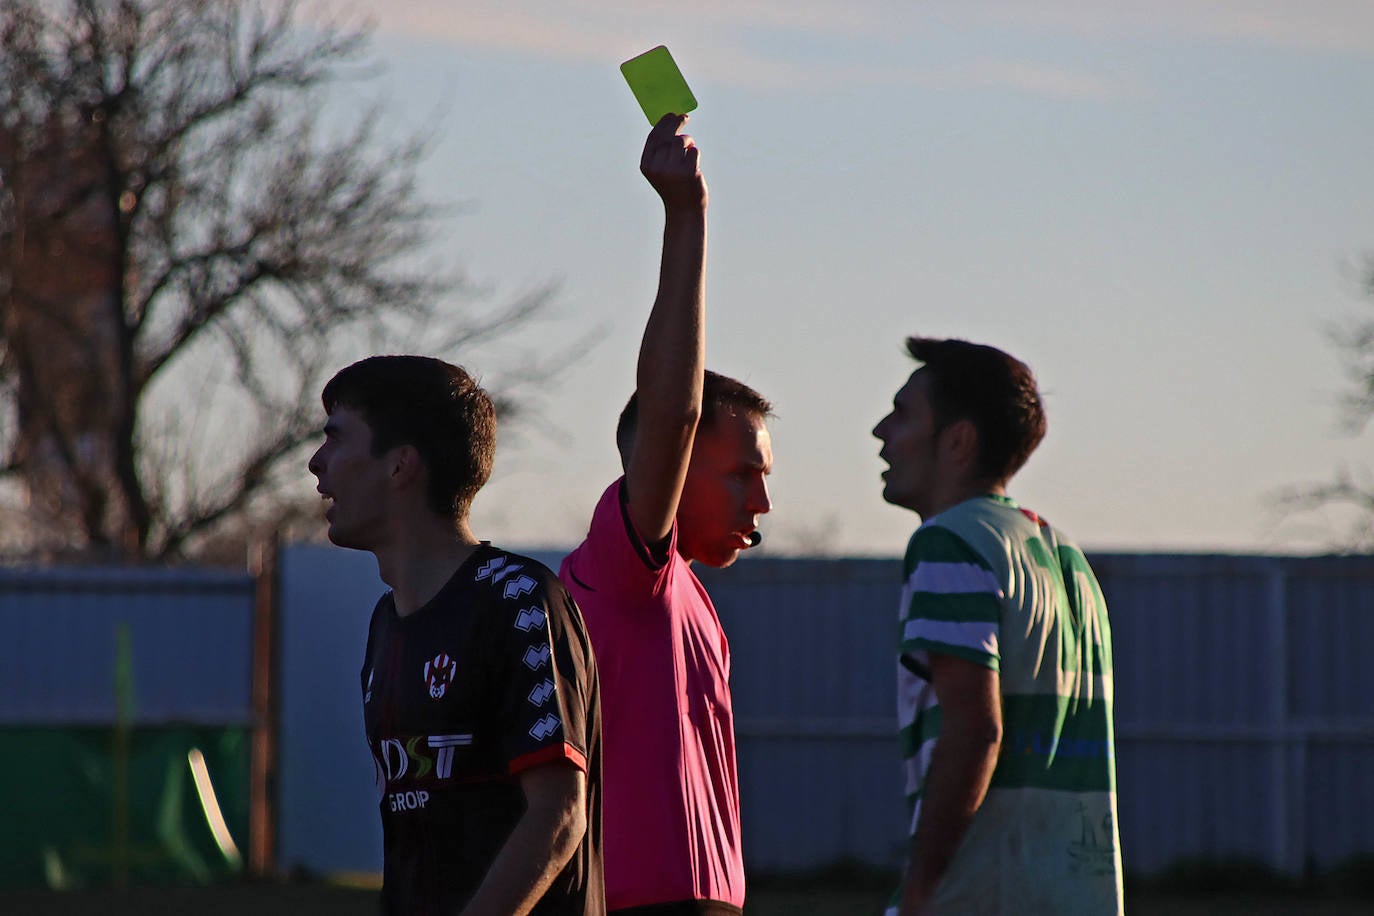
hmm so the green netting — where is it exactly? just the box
[0,726,251,889]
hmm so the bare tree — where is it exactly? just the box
[0,0,570,562]
[1276,256,1374,551]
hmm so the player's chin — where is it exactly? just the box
[704,545,743,569]
[326,522,365,551]
[880,480,909,508]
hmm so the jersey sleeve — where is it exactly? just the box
[489,573,598,775]
[360,595,384,700]
[900,524,1004,672]
[562,478,675,603]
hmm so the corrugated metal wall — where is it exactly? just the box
[275,545,573,874]
[703,553,1374,875]
[277,544,390,874]
[6,551,1368,878]
[0,566,255,725]
[698,559,908,871]
[0,566,259,888]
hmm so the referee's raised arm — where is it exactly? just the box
[623,112,707,549]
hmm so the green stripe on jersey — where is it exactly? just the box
[902,590,1000,624]
[904,524,998,569]
[993,693,1116,793]
[908,639,999,671]
[899,707,942,756]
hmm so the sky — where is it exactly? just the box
[307,0,1374,557]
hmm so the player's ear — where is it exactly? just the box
[389,443,425,488]
[943,418,979,469]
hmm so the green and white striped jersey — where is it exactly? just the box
[892,494,1124,915]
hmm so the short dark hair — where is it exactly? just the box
[321,355,496,521]
[906,336,1046,484]
[615,370,773,468]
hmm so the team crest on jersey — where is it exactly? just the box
[423,652,457,699]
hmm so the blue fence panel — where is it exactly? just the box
[270,546,1374,878]
[0,567,254,725]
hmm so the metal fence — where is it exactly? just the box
[0,564,263,886]
[5,550,1370,881]
[275,546,1374,878]
[703,552,1374,876]
[698,558,907,872]
[1092,554,1374,875]
[0,566,256,725]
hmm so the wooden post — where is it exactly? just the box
[112,622,134,888]
[249,535,280,877]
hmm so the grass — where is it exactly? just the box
[2,862,1373,915]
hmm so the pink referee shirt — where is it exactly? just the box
[560,479,745,911]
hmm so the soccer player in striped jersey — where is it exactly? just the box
[873,337,1123,915]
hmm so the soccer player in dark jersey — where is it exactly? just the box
[308,355,603,915]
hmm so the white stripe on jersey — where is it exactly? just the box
[903,737,936,796]
[903,618,999,657]
[897,656,936,740]
[907,560,1004,597]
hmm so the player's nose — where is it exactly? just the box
[748,475,772,515]
[307,444,326,478]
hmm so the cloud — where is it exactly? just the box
[320,0,1131,100]
[965,0,1374,56]
[925,59,1131,101]
[334,0,1374,61]
[678,54,1131,100]
[318,0,1373,102]
[330,0,883,58]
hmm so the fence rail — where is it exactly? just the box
[4,549,1370,880]
[702,552,1374,875]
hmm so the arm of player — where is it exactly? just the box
[459,762,587,916]
[624,112,708,547]
[899,653,1002,916]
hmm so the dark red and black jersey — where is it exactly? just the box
[361,543,603,915]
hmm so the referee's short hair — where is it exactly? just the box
[615,370,772,470]
[322,355,496,521]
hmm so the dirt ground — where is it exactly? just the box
[1,883,1372,915]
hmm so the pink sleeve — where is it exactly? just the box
[563,478,675,603]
